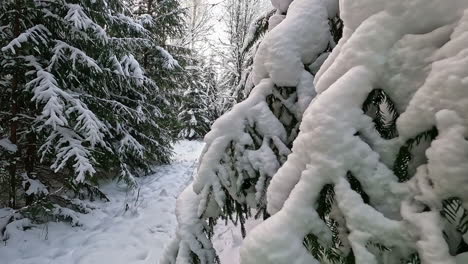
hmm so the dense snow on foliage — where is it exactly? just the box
[2,0,468,263]
[161,0,342,263]
[241,0,468,264]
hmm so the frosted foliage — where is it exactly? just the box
[241,1,468,264]
[65,4,106,41]
[1,25,50,54]
[29,67,108,182]
[156,47,179,70]
[50,41,102,72]
[192,0,338,216]
[162,0,338,262]
[193,79,288,212]
[22,174,49,196]
[160,186,217,264]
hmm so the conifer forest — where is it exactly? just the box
[1,0,468,263]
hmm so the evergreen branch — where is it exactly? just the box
[394,127,438,182]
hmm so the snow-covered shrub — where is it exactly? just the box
[161,0,342,263]
[241,1,468,264]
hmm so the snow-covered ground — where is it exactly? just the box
[0,141,205,264]
[213,218,261,264]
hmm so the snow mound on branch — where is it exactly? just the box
[192,0,335,219]
[252,0,330,87]
[241,1,468,264]
[160,185,217,264]
[271,0,293,14]
[193,79,285,212]
[428,110,468,204]
[161,0,337,262]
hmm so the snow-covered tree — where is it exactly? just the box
[177,61,218,140]
[128,0,187,137]
[217,8,276,115]
[160,0,342,263]
[216,0,271,112]
[180,0,214,51]
[241,1,468,264]
[130,0,218,140]
[0,0,171,216]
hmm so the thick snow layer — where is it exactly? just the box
[252,0,330,87]
[193,0,336,217]
[243,68,410,264]
[213,217,262,264]
[160,184,219,264]
[160,187,261,264]
[241,0,468,263]
[271,0,293,14]
[268,14,285,31]
[161,1,339,262]
[192,78,288,214]
[457,252,468,264]
[0,141,204,264]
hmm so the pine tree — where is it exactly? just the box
[177,60,218,140]
[241,1,468,264]
[161,0,342,262]
[0,0,171,222]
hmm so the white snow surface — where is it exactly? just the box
[213,218,262,264]
[242,0,468,263]
[252,0,330,87]
[0,141,205,264]
[161,0,337,262]
[271,0,293,13]
[0,138,17,152]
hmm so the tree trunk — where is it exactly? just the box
[8,76,19,209]
[24,131,36,206]
[8,0,21,209]
[143,0,154,69]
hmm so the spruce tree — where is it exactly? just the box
[128,0,187,137]
[177,61,218,140]
[241,1,468,264]
[0,0,171,221]
[161,0,342,262]
[130,0,217,139]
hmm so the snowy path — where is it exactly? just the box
[1,141,205,264]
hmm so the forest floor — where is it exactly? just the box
[1,140,260,264]
[0,141,211,264]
